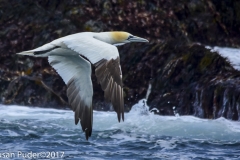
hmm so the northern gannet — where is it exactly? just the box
[16,31,148,140]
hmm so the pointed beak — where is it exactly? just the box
[129,36,149,43]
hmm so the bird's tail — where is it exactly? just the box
[16,43,59,57]
[16,51,35,56]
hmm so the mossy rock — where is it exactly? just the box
[199,52,216,72]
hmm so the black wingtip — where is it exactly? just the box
[117,113,121,122]
[85,133,89,141]
[117,112,125,122]
[84,128,92,141]
[121,102,124,122]
[75,118,79,125]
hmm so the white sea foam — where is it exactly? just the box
[1,102,240,159]
[206,46,240,70]
[1,103,240,142]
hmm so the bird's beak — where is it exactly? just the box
[129,36,149,43]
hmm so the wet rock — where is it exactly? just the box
[140,41,240,120]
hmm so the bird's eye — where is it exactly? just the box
[128,35,134,40]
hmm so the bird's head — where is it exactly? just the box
[94,31,149,46]
[110,32,149,46]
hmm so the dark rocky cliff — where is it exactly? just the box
[1,0,240,120]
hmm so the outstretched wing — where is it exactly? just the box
[61,36,124,122]
[48,55,93,140]
[94,58,124,121]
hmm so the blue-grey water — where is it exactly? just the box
[0,101,240,160]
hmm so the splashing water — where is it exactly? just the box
[206,46,240,71]
[0,103,240,159]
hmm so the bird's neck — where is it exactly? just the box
[93,32,114,44]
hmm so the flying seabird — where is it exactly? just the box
[16,31,148,140]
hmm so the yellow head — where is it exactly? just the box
[110,32,130,43]
[94,31,149,46]
[110,31,148,46]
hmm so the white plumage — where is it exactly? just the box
[17,31,148,140]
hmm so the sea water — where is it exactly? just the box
[0,101,240,160]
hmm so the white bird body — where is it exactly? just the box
[19,32,119,60]
[17,31,148,140]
